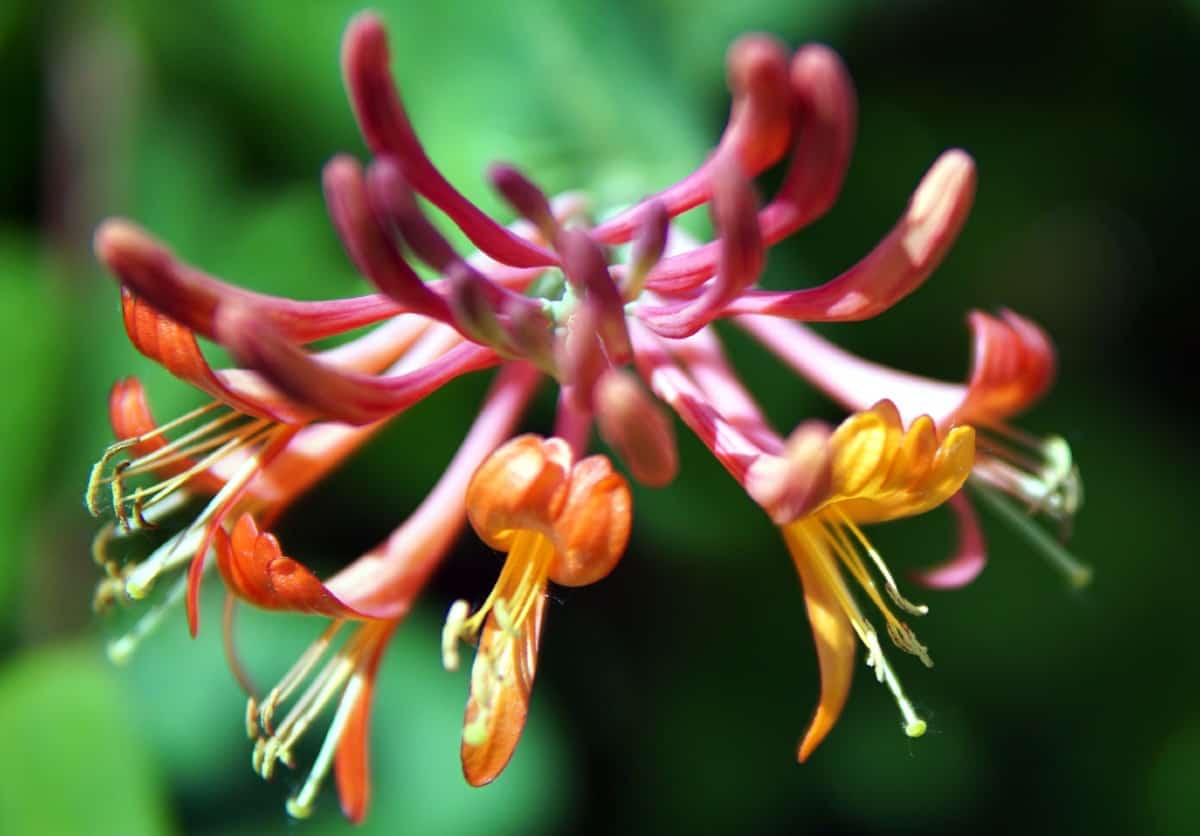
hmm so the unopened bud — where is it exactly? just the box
[489,163,558,243]
[594,369,678,487]
[447,263,508,348]
[624,200,669,301]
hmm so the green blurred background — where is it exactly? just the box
[1,0,1195,834]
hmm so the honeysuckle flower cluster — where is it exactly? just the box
[84,11,1085,823]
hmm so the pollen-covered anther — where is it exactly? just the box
[441,599,472,672]
[88,393,270,536]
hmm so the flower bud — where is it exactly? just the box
[594,368,678,487]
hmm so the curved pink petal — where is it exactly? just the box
[341,13,556,269]
[218,303,501,426]
[96,220,404,343]
[738,307,1055,432]
[910,491,987,589]
[646,44,858,293]
[592,34,792,244]
[722,149,976,321]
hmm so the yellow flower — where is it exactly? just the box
[772,401,974,760]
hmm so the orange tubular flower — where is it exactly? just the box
[749,401,974,759]
[441,435,631,786]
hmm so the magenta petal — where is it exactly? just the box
[910,491,987,589]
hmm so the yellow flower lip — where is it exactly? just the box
[822,399,974,524]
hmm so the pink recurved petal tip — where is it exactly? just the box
[341,13,555,269]
[910,491,987,589]
[724,148,976,321]
[323,154,452,323]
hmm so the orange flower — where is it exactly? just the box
[442,435,631,785]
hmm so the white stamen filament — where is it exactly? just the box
[259,620,345,734]
[106,573,188,665]
[286,672,366,819]
[124,429,285,599]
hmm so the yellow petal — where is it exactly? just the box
[784,525,857,762]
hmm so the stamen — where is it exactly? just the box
[116,421,271,530]
[246,697,260,741]
[793,525,929,741]
[259,620,346,734]
[286,672,366,819]
[252,622,380,787]
[123,426,290,600]
[86,400,226,516]
[89,399,270,537]
[442,530,555,668]
[820,516,932,666]
[442,600,471,671]
[975,426,1083,537]
[124,526,206,599]
[91,522,117,568]
[969,477,1092,588]
[836,509,929,616]
[105,574,188,664]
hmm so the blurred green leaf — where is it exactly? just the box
[1146,717,1200,836]
[0,643,174,836]
[0,235,66,629]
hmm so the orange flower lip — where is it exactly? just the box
[466,434,632,586]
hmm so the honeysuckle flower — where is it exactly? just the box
[442,434,631,785]
[82,7,1073,822]
[770,402,974,759]
[738,309,1087,587]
